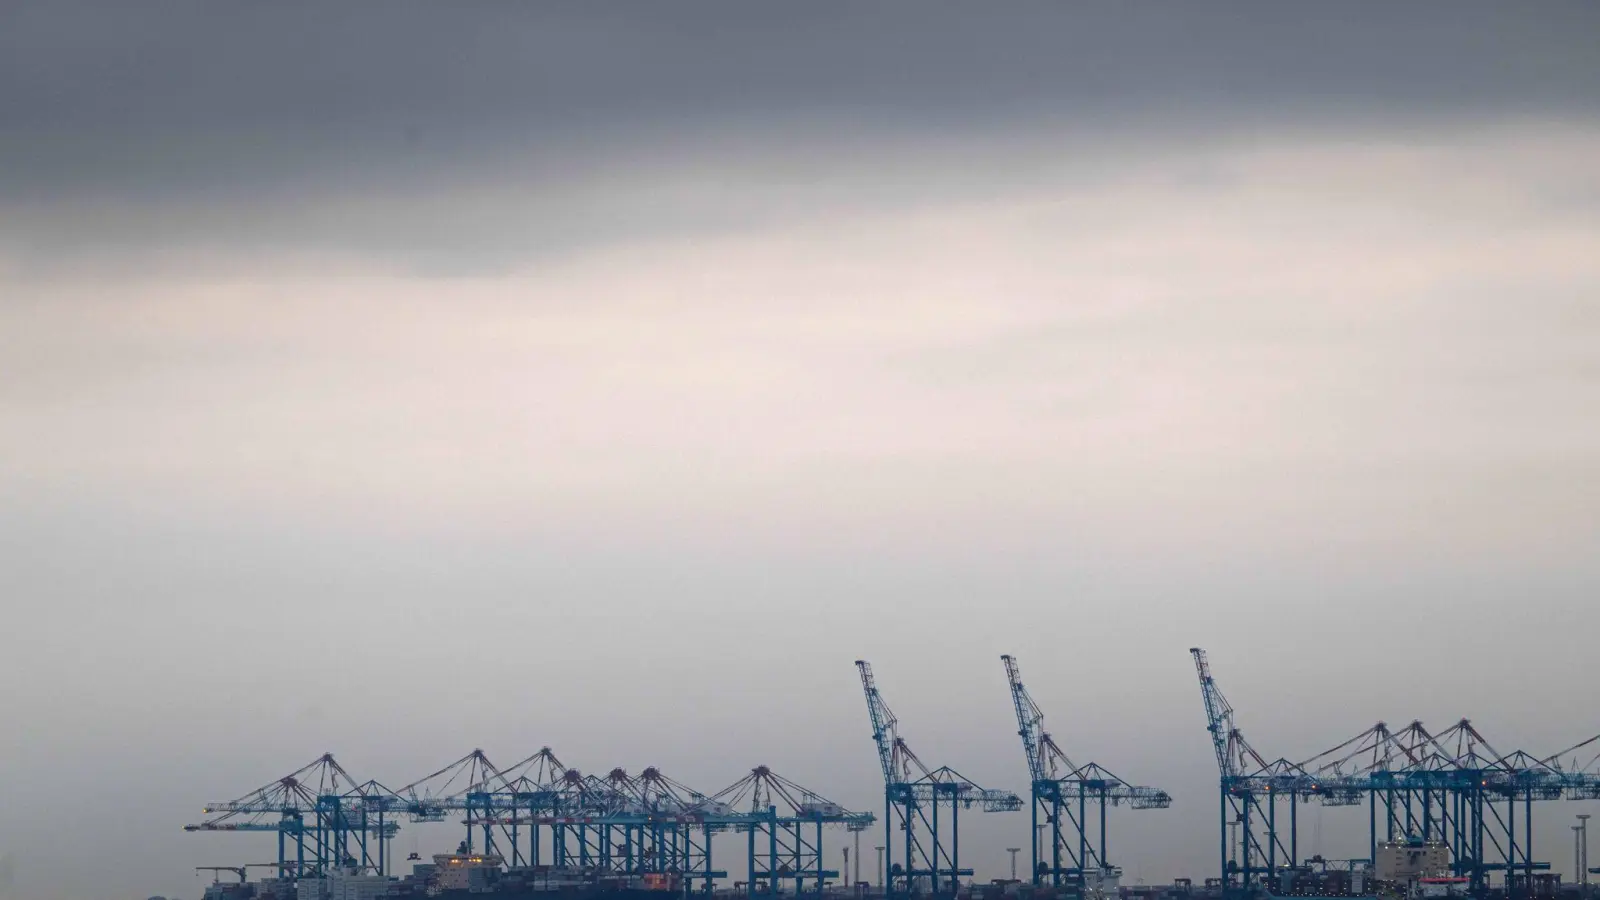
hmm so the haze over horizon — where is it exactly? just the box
[3,4,1599,899]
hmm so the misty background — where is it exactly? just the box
[2,4,1599,899]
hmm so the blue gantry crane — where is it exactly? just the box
[604,765,724,890]
[459,754,732,891]
[857,659,1021,895]
[1191,647,1321,894]
[1192,648,1571,897]
[465,745,568,868]
[1002,654,1170,889]
[1192,647,1357,891]
[185,753,398,878]
[705,764,874,896]
[1298,719,1563,893]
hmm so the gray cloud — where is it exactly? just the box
[4,2,1599,203]
[6,3,1599,276]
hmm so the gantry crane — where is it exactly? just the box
[1298,718,1563,893]
[1191,648,1566,896]
[705,764,874,896]
[603,765,723,890]
[857,659,1021,896]
[1002,654,1170,889]
[1191,647,1313,894]
[185,753,395,879]
[470,746,570,868]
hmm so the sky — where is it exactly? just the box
[2,4,1599,899]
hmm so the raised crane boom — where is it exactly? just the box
[1191,647,1237,779]
[856,660,901,785]
[1002,654,1047,784]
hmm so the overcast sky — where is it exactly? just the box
[3,4,1599,900]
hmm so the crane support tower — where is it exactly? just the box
[856,659,1022,896]
[1002,654,1170,890]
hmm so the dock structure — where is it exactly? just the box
[186,655,1600,899]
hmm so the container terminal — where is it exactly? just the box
[174,651,1600,900]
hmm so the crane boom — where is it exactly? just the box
[198,864,280,883]
[855,660,899,784]
[1001,655,1047,783]
[1191,647,1236,778]
[197,866,247,883]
